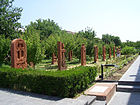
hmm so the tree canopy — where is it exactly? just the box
[0,0,22,39]
[102,34,121,46]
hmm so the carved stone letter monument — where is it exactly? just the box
[52,53,57,64]
[94,45,98,63]
[11,39,27,69]
[113,46,115,58]
[109,48,111,59]
[103,46,106,61]
[68,50,73,61]
[81,44,86,66]
[57,41,67,70]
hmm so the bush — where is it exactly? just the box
[121,46,136,55]
[0,66,97,97]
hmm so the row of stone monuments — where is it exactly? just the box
[11,38,121,70]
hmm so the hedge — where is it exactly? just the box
[0,66,97,97]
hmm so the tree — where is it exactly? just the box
[0,35,10,65]
[26,19,61,40]
[22,27,45,66]
[78,27,96,40]
[135,41,140,49]
[77,27,96,57]
[0,0,22,39]
[102,34,121,46]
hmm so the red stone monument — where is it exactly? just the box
[29,62,34,68]
[81,44,86,66]
[97,47,98,59]
[113,46,115,58]
[57,41,67,70]
[68,50,73,61]
[103,46,106,61]
[94,45,98,63]
[11,39,27,69]
[116,47,121,57]
[52,53,57,64]
[109,48,111,59]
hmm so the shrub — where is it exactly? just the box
[0,66,97,97]
[121,46,136,55]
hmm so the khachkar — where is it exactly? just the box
[102,46,106,61]
[57,41,67,70]
[52,53,57,64]
[68,50,73,61]
[117,47,121,57]
[94,45,98,63]
[81,44,86,66]
[97,47,98,59]
[109,48,111,59]
[11,39,27,69]
[113,46,115,58]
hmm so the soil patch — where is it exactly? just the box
[104,57,138,80]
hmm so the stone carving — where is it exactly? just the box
[117,47,121,57]
[81,44,86,66]
[109,48,111,59]
[113,46,115,58]
[52,53,57,64]
[103,46,106,61]
[97,47,98,59]
[94,45,98,63]
[29,62,34,68]
[68,50,73,61]
[11,39,27,69]
[57,41,67,70]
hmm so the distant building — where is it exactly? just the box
[66,30,76,35]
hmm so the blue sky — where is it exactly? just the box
[13,0,140,42]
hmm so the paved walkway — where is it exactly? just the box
[0,88,63,105]
[120,55,140,82]
[109,55,140,105]
[0,87,97,105]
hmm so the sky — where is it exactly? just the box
[13,0,140,42]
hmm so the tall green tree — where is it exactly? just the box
[0,0,22,39]
[0,35,10,65]
[102,34,121,46]
[26,19,61,40]
[78,27,96,40]
[22,27,45,66]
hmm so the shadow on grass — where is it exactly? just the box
[67,59,80,65]
[45,65,58,70]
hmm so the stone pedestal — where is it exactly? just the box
[57,41,67,70]
[84,83,116,103]
[11,39,27,69]
[103,46,106,61]
[52,53,57,64]
[81,44,86,66]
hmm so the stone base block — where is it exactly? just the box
[84,83,116,103]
